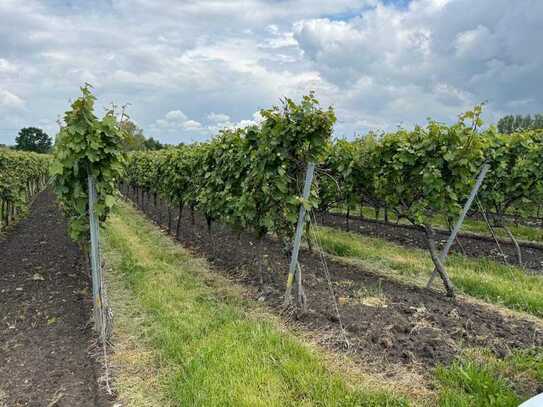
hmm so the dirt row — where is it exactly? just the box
[469,211,543,229]
[125,190,543,381]
[320,213,543,272]
[0,191,111,406]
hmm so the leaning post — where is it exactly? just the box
[283,162,316,308]
[88,174,104,339]
[426,163,490,288]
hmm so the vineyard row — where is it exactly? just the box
[123,102,543,299]
[0,149,50,230]
[48,87,542,301]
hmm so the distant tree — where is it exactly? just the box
[15,127,52,153]
[535,114,543,129]
[119,119,164,151]
[497,113,543,134]
[120,119,146,151]
[143,137,163,150]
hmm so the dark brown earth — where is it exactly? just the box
[0,191,111,407]
[125,188,543,378]
[320,212,543,272]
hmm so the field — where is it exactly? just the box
[1,88,543,406]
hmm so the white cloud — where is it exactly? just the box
[454,25,499,61]
[0,0,541,144]
[165,110,188,122]
[156,110,201,132]
[206,111,264,134]
[183,119,203,130]
[0,59,17,74]
[0,89,25,109]
[292,0,543,131]
[207,112,230,123]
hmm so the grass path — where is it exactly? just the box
[314,226,543,317]
[102,203,409,406]
[332,206,543,243]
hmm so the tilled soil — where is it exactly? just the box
[127,190,543,378]
[0,191,111,407]
[320,213,543,272]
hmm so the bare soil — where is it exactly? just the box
[320,213,543,272]
[127,189,543,381]
[0,191,112,407]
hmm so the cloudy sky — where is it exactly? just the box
[1,0,541,145]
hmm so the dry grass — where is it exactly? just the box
[104,256,172,406]
[288,325,436,405]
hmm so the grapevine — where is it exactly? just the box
[50,84,125,243]
[125,93,335,300]
[0,149,50,229]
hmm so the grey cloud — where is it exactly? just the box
[293,0,542,131]
[0,0,540,145]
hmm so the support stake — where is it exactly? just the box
[426,163,490,288]
[88,175,104,340]
[283,162,315,308]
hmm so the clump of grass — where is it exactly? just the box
[353,280,388,308]
[435,359,520,406]
[434,348,543,406]
[0,388,7,407]
[103,203,409,406]
[315,226,543,317]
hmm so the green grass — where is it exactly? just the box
[314,226,543,317]
[435,348,543,406]
[102,202,409,406]
[316,224,543,403]
[435,359,520,406]
[332,205,543,243]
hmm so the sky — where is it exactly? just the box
[0,0,542,145]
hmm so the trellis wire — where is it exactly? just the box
[475,197,508,263]
[308,211,350,348]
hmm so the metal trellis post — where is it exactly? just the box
[283,162,315,306]
[88,175,104,339]
[426,163,490,288]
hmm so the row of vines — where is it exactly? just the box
[46,84,542,306]
[320,107,543,294]
[123,93,335,306]
[50,85,125,343]
[125,102,543,299]
[0,149,50,230]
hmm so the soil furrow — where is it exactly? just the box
[0,191,110,407]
